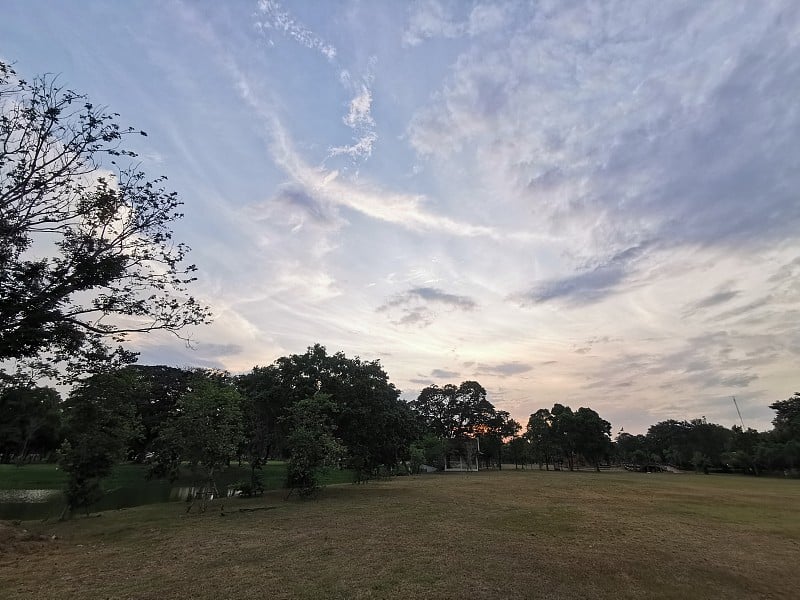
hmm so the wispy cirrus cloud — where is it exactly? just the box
[255,0,336,60]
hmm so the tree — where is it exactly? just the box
[121,364,192,462]
[526,408,555,470]
[769,392,800,443]
[150,375,244,510]
[240,345,417,480]
[58,371,142,517]
[0,385,62,462]
[550,404,577,470]
[572,407,611,471]
[411,381,496,439]
[284,393,344,497]
[0,60,210,383]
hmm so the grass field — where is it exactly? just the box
[2,470,798,599]
[0,462,354,491]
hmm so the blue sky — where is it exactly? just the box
[3,0,799,433]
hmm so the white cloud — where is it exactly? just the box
[255,0,336,60]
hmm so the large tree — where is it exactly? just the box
[0,61,209,383]
[238,344,417,479]
[411,381,496,439]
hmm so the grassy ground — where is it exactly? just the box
[1,470,798,599]
[0,462,354,491]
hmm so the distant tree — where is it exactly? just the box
[236,364,289,463]
[59,371,142,518]
[573,407,612,471]
[284,393,344,497]
[614,432,647,465]
[506,435,529,470]
[0,60,210,384]
[412,380,506,469]
[0,385,62,462]
[150,376,244,510]
[122,365,192,462]
[416,433,445,470]
[550,404,577,470]
[526,408,555,470]
[769,392,800,443]
[411,381,496,439]
[246,345,417,480]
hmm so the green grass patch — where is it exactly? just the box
[0,461,354,491]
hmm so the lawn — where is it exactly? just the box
[0,462,354,491]
[1,470,798,599]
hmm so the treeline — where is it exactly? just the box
[2,345,799,514]
[615,398,800,474]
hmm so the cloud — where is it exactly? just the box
[403,0,466,47]
[408,2,800,256]
[475,362,533,377]
[329,80,378,162]
[402,0,509,46]
[269,119,501,238]
[255,0,336,60]
[379,286,477,327]
[430,368,459,379]
[381,286,477,311]
[514,243,650,305]
[691,289,741,312]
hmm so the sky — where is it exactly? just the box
[2,0,799,434]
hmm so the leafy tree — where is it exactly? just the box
[241,345,417,480]
[150,376,244,506]
[506,435,529,469]
[411,381,496,439]
[122,365,192,462]
[769,392,800,442]
[284,393,344,497]
[614,432,647,465]
[526,408,555,470]
[0,60,209,383]
[236,364,289,463]
[0,385,62,462]
[549,404,577,470]
[573,407,612,471]
[58,371,142,517]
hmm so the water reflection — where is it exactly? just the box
[0,489,61,503]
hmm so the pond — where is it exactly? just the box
[0,484,226,521]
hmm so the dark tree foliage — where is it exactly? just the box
[525,404,611,471]
[526,408,556,470]
[769,392,800,442]
[150,375,244,497]
[59,371,142,517]
[411,380,516,469]
[121,364,193,462]
[236,364,292,461]
[411,381,496,439]
[0,385,62,462]
[284,393,344,497]
[645,418,732,470]
[238,344,418,479]
[0,61,210,383]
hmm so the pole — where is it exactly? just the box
[732,396,745,429]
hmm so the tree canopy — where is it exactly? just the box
[0,60,209,383]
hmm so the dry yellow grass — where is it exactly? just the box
[1,470,798,599]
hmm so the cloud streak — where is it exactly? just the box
[256,0,336,60]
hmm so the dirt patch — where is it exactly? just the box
[0,520,54,554]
